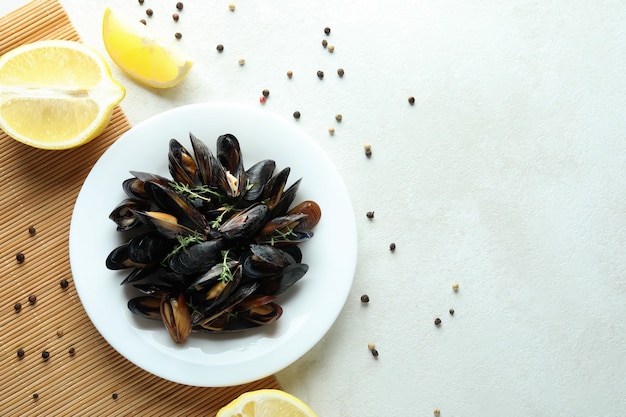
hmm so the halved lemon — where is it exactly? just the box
[0,39,125,150]
[217,389,318,417]
[102,7,193,89]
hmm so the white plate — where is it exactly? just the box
[69,102,357,387]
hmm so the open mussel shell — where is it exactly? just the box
[168,138,198,187]
[190,133,222,189]
[218,203,270,240]
[216,134,247,198]
[243,159,276,203]
[143,180,208,233]
[127,296,162,320]
[161,292,192,344]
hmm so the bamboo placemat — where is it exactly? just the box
[0,1,280,415]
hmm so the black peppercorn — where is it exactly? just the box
[138,0,144,4]
[60,279,69,289]
[317,70,324,79]
[434,318,442,326]
[42,350,50,360]
[16,253,25,263]
[176,2,184,10]
[17,349,25,358]
[360,294,370,303]
[173,13,179,21]
[33,393,39,400]
[28,294,36,304]
[337,68,344,77]
[112,393,118,400]
[262,89,270,98]
[371,348,379,358]
[389,242,396,251]
[408,96,415,105]
[293,111,301,119]
[146,8,153,17]
[366,211,374,219]
[449,308,455,315]
[175,32,182,39]
[216,44,224,52]
[139,19,146,25]
[14,302,22,312]
[28,226,36,235]
[322,39,328,48]
[365,149,372,158]
[324,27,331,35]
[286,70,293,78]
[69,347,76,356]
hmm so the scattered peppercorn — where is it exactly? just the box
[365,149,372,158]
[33,393,39,400]
[41,351,50,360]
[139,19,147,25]
[328,45,335,53]
[367,342,375,351]
[337,68,344,77]
[371,348,379,358]
[145,8,153,17]
[262,89,270,98]
[364,143,372,152]
[286,70,293,78]
[138,0,144,4]
[259,96,266,104]
[16,253,25,263]
[176,2,184,10]
[434,408,441,416]
[238,58,245,66]
[449,308,455,315]
[293,111,301,119]
[389,242,396,251]
[112,393,118,400]
[328,127,335,135]
[366,211,374,219]
[28,226,36,235]
[335,114,342,122]
[28,295,37,304]
[452,282,459,291]
[60,279,69,289]
[408,96,415,105]
[17,349,25,358]
[174,32,182,39]
[69,347,76,356]
[14,302,22,312]
[324,27,331,35]
[56,329,64,337]
[317,70,324,79]
[360,294,370,303]
[229,3,236,11]
[216,44,224,52]
[172,13,179,21]
[322,39,328,48]
[434,318,442,326]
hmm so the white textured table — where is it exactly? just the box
[3,1,625,415]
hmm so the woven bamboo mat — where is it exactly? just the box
[0,1,280,415]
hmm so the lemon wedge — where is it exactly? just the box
[0,40,125,150]
[217,389,318,417]
[102,7,193,88]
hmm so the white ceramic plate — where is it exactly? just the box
[69,102,357,387]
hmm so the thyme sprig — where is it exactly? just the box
[169,181,221,202]
[218,250,234,283]
[209,204,235,229]
[162,232,205,265]
[268,226,298,246]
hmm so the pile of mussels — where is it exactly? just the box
[106,133,321,344]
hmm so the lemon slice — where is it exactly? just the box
[0,40,125,150]
[102,7,193,88]
[217,389,318,417]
